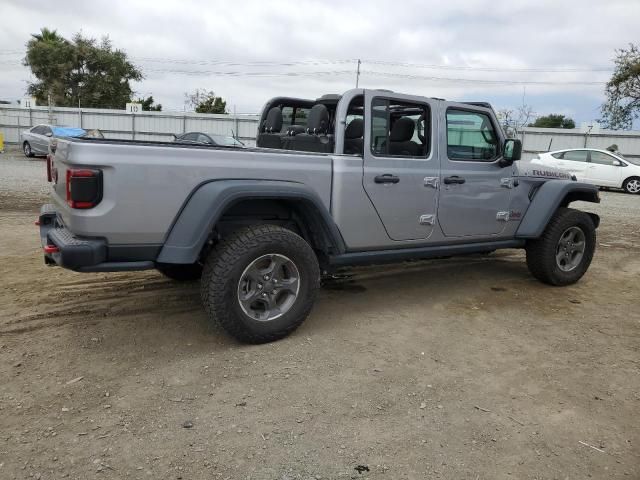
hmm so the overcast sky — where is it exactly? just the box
[1,0,638,124]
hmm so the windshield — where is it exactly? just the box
[212,135,244,147]
[617,153,640,166]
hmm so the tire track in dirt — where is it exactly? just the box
[1,271,202,334]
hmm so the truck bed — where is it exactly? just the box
[50,137,333,246]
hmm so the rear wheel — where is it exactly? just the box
[23,142,34,157]
[623,177,640,194]
[525,207,596,286]
[200,224,319,344]
[157,263,203,281]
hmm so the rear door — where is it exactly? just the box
[437,105,512,238]
[30,125,47,153]
[586,151,622,187]
[556,150,589,180]
[362,91,440,241]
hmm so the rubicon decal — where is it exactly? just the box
[530,169,572,179]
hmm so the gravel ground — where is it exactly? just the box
[0,149,50,210]
[0,151,639,479]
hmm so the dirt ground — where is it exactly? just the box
[1,151,639,480]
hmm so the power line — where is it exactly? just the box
[140,67,606,86]
[134,57,356,67]
[142,68,357,77]
[1,56,609,86]
[362,59,612,73]
[361,71,607,86]
[0,54,612,73]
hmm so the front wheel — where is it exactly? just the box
[525,207,596,286]
[23,142,34,157]
[623,177,640,194]
[200,224,320,344]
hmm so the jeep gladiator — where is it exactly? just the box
[39,88,600,343]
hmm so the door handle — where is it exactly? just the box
[374,174,400,184]
[443,176,466,185]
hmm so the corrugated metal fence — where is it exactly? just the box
[2,104,640,159]
[0,105,260,147]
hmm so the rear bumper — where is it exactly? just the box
[39,204,155,272]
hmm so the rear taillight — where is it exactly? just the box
[66,168,103,209]
[46,154,52,182]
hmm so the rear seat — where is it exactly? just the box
[284,104,334,153]
[343,118,363,155]
[256,107,284,149]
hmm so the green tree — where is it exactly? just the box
[136,95,162,111]
[24,28,142,109]
[601,44,640,129]
[187,89,227,114]
[530,114,576,129]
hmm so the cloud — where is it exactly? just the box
[1,0,638,122]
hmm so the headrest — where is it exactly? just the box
[306,104,330,134]
[262,107,283,133]
[390,117,415,142]
[286,125,306,136]
[345,118,363,139]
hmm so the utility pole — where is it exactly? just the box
[355,59,361,88]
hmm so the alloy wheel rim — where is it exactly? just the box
[24,144,30,155]
[627,179,640,193]
[237,254,300,321]
[555,226,586,272]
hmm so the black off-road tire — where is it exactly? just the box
[622,177,640,194]
[200,224,320,344]
[157,263,203,281]
[23,142,34,157]
[525,207,596,286]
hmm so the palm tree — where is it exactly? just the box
[30,28,66,44]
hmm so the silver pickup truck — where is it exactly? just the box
[39,88,600,343]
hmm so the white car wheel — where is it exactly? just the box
[623,177,640,194]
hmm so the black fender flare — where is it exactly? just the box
[515,180,600,239]
[156,180,345,264]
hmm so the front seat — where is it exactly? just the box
[343,118,363,155]
[256,107,283,149]
[388,117,421,156]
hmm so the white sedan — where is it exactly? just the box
[531,148,640,194]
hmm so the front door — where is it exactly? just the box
[362,92,439,241]
[437,105,512,238]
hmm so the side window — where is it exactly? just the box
[32,125,44,135]
[197,134,211,144]
[562,150,588,162]
[446,109,499,161]
[370,98,430,158]
[590,151,616,165]
[42,126,52,136]
[551,152,563,159]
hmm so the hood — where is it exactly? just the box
[516,160,575,181]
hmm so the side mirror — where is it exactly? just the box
[45,132,53,137]
[501,138,522,166]
[612,159,622,166]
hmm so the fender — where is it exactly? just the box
[515,180,600,239]
[156,180,346,264]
